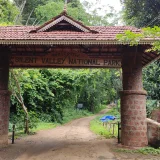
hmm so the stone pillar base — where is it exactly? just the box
[120,90,148,147]
[0,90,11,147]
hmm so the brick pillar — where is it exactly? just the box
[0,49,10,147]
[120,48,148,147]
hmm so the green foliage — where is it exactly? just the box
[13,0,119,27]
[143,26,160,37]
[115,147,160,155]
[107,107,120,117]
[28,111,39,129]
[62,108,92,124]
[94,105,107,113]
[8,122,13,132]
[116,30,143,45]
[143,61,160,118]
[31,122,57,132]
[10,110,39,131]
[146,100,160,118]
[0,22,14,26]
[38,113,53,123]
[10,69,121,125]
[0,0,19,24]
[82,0,120,26]
[13,0,46,25]
[117,26,160,52]
[121,0,160,28]
[142,27,160,52]
[8,122,57,138]
[143,61,160,100]
[119,1,160,116]
[35,1,64,25]
[77,69,121,113]
[1,0,119,26]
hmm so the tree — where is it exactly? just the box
[121,0,160,28]
[82,0,120,26]
[10,70,29,134]
[13,0,90,25]
[12,0,119,26]
[0,0,19,24]
[35,0,91,25]
[119,0,160,106]
[143,61,160,100]
[34,0,119,26]
[13,0,46,25]
[9,68,121,124]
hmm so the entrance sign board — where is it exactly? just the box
[10,52,121,68]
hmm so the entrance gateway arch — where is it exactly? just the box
[0,11,159,148]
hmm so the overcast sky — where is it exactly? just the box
[80,0,122,14]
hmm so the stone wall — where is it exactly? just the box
[151,110,160,123]
[146,118,160,148]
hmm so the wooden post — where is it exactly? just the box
[12,124,15,144]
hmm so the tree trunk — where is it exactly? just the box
[10,70,30,134]
[24,112,29,134]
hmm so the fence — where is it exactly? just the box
[102,121,121,143]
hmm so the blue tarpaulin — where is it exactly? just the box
[100,115,115,122]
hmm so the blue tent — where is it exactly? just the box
[100,115,115,122]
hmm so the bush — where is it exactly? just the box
[146,100,160,117]
[9,110,39,132]
[62,108,92,124]
[28,111,39,129]
[38,113,52,123]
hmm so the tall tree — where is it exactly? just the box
[143,61,160,100]
[35,0,91,25]
[13,0,47,25]
[35,0,119,26]
[118,0,160,114]
[10,70,29,134]
[121,0,160,28]
[0,0,19,24]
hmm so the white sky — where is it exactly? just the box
[80,0,122,14]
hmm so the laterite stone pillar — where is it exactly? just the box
[121,48,148,147]
[0,49,10,147]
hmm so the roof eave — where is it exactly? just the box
[0,39,156,45]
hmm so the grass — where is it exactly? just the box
[90,119,118,138]
[94,104,108,113]
[31,122,58,132]
[90,107,120,138]
[9,122,57,139]
[62,108,93,124]
[115,147,160,155]
[9,108,93,138]
[9,106,110,139]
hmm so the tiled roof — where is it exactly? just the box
[0,12,154,45]
[0,25,140,40]
[0,26,143,44]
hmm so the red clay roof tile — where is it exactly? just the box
[0,26,141,41]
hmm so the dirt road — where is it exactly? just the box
[0,109,159,160]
